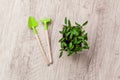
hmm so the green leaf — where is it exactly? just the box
[60,49,64,51]
[64,17,67,24]
[69,42,72,48]
[73,37,77,44]
[70,33,73,39]
[63,42,67,47]
[68,20,71,27]
[59,31,64,34]
[66,27,70,32]
[65,47,68,51]
[66,32,71,37]
[63,27,67,33]
[83,45,89,49]
[59,51,63,58]
[67,50,73,56]
[82,21,88,26]
[74,46,82,51]
[77,40,82,44]
[63,25,67,27]
[83,33,88,40]
[59,38,65,42]
[75,22,81,26]
[61,42,67,48]
[69,42,74,50]
[72,29,79,36]
[78,36,84,40]
[82,40,88,45]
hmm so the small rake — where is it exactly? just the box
[40,18,52,64]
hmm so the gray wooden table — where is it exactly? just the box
[0,0,120,80]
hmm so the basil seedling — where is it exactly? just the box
[59,17,89,58]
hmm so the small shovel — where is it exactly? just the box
[28,16,50,65]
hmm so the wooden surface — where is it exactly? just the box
[0,0,120,80]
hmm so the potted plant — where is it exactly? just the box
[59,17,89,57]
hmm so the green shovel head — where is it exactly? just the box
[28,16,38,34]
[28,16,38,29]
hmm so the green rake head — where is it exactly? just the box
[40,18,51,30]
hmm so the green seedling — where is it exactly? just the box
[59,17,89,58]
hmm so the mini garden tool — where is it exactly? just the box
[40,18,52,64]
[28,16,50,65]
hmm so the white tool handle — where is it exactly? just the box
[45,30,52,64]
[35,34,50,65]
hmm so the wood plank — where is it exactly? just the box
[0,0,120,80]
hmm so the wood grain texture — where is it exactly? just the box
[0,0,120,80]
